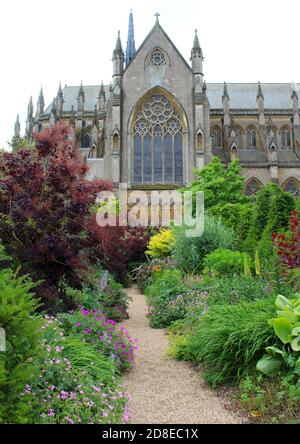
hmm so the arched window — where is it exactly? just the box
[196,132,203,150]
[83,132,91,148]
[247,127,257,148]
[132,92,184,184]
[211,127,222,148]
[245,178,262,196]
[283,179,299,197]
[281,127,292,148]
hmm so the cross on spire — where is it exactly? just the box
[154,12,160,22]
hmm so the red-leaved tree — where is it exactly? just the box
[87,217,150,281]
[272,210,300,269]
[0,123,112,307]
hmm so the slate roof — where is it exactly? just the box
[45,85,111,114]
[206,83,295,110]
[45,83,297,114]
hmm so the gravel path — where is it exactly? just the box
[122,286,244,424]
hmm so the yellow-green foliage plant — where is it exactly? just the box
[146,229,176,259]
[255,250,261,276]
[244,254,252,276]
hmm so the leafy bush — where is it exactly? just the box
[172,215,236,273]
[62,269,129,321]
[59,308,137,371]
[257,294,300,379]
[0,265,43,423]
[207,275,269,306]
[273,210,300,269]
[146,229,176,258]
[186,157,247,211]
[88,219,150,283]
[244,184,295,257]
[24,317,130,424]
[217,203,254,241]
[0,123,113,309]
[189,296,278,387]
[145,269,188,328]
[203,249,248,275]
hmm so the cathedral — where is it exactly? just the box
[17,11,300,196]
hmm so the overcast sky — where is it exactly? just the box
[1,0,300,149]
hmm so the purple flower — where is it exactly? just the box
[48,409,55,417]
[75,322,81,327]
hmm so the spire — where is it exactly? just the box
[113,31,124,77]
[222,82,229,100]
[36,86,45,116]
[56,82,64,116]
[78,81,85,99]
[99,81,106,116]
[191,29,203,59]
[114,30,123,56]
[27,96,34,119]
[257,81,264,100]
[77,81,85,113]
[125,10,136,66]
[193,29,200,50]
[222,83,230,126]
[14,114,21,138]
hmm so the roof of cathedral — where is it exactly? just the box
[45,82,298,115]
[206,83,294,110]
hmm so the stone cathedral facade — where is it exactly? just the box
[18,12,300,196]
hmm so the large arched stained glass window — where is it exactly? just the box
[133,92,183,184]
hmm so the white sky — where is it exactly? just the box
[1,0,300,149]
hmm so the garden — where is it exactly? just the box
[0,123,299,424]
[135,157,300,424]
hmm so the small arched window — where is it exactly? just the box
[281,127,292,148]
[247,128,257,148]
[83,132,91,148]
[283,179,299,197]
[212,127,222,148]
[245,178,262,196]
[197,132,203,150]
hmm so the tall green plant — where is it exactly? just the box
[0,266,43,423]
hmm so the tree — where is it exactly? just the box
[0,123,112,309]
[186,157,247,212]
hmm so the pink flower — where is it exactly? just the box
[65,417,74,424]
[75,322,81,327]
[92,386,101,392]
[102,411,109,417]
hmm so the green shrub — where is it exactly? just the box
[203,249,248,275]
[216,203,254,241]
[172,215,236,273]
[145,269,188,328]
[207,275,268,306]
[244,184,295,256]
[0,267,43,424]
[189,296,278,387]
[62,269,129,321]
